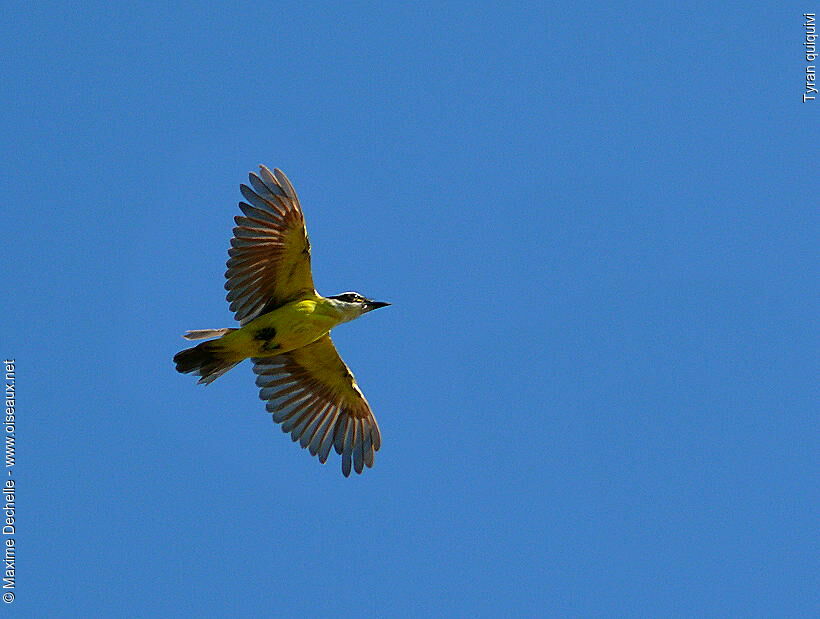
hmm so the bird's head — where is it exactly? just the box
[326,291,390,322]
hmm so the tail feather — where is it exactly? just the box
[183,328,236,341]
[174,339,240,385]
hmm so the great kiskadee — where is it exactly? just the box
[174,166,389,476]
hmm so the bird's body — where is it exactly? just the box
[205,295,380,360]
[174,166,389,476]
[227,297,344,358]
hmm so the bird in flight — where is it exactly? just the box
[174,166,389,476]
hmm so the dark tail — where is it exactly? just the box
[174,340,240,385]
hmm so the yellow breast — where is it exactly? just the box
[220,299,343,358]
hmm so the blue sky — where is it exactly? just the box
[3,2,817,617]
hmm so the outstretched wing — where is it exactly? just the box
[252,335,381,476]
[225,166,315,325]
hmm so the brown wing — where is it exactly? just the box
[225,166,315,325]
[252,335,381,476]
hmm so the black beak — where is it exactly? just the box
[366,300,391,311]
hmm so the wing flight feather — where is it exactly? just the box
[252,335,381,476]
[225,166,315,325]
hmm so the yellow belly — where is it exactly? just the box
[219,299,341,359]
